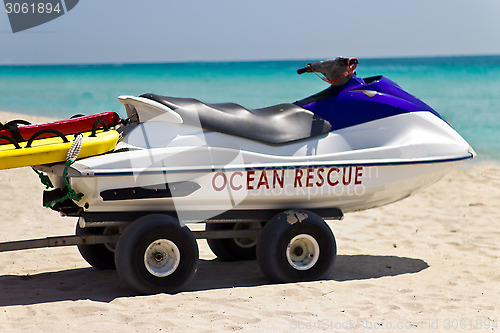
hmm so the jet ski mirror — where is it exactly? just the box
[297,57,358,86]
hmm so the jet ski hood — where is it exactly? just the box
[296,75,444,131]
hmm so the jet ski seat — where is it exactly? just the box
[140,93,332,144]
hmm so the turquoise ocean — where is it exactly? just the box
[0,55,498,161]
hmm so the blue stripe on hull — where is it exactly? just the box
[89,154,473,177]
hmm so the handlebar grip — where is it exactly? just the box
[297,66,311,75]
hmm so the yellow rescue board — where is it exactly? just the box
[0,130,120,170]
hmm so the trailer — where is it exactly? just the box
[0,208,342,294]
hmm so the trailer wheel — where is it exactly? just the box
[206,222,262,261]
[76,221,117,270]
[115,214,198,294]
[256,210,336,283]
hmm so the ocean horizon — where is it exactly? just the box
[2,53,499,66]
[1,55,499,161]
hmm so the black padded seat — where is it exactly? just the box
[140,93,331,144]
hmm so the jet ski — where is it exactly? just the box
[39,57,473,217]
[34,57,475,294]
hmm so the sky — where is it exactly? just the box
[1,0,500,65]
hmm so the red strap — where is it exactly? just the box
[310,58,358,85]
[326,57,358,85]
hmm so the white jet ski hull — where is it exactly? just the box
[38,109,473,222]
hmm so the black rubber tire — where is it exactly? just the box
[206,222,262,261]
[256,209,337,283]
[115,214,199,295]
[76,223,117,270]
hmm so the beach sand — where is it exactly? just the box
[0,111,498,332]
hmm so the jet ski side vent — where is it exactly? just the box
[100,181,200,201]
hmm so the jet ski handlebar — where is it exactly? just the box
[297,57,358,75]
[297,57,359,86]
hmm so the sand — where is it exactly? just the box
[0,111,498,332]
